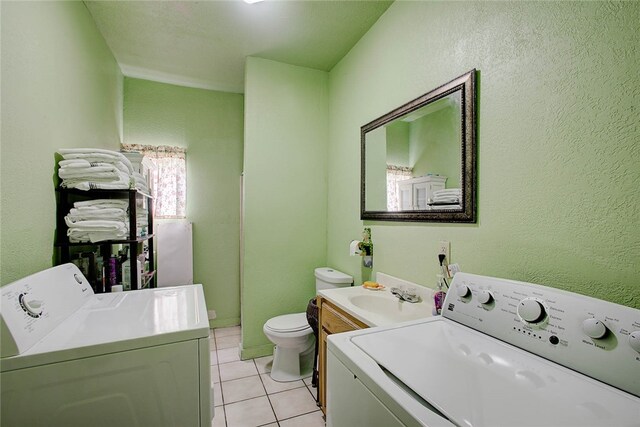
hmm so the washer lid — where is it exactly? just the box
[351,319,640,427]
[1,285,210,372]
[314,267,353,284]
[265,313,310,332]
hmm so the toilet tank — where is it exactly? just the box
[315,267,353,292]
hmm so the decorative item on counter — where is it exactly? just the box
[362,281,384,290]
[359,228,373,268]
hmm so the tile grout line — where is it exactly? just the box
[256,358,280,425]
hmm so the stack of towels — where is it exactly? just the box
[57,148,150,193]
[430,188,462,205]
[64,199,129,243]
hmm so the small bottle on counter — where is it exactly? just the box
[433,274,447,315]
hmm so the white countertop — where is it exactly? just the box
[318,273,434,327]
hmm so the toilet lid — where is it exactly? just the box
[265,313,310,333]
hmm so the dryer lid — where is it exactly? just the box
[265,313,310,332]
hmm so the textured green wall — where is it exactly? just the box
[0,1,123,285]
[123,78,244,327]
[242,57,329,358]
[327,1,639,308]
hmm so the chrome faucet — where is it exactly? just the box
[390,287,420,303]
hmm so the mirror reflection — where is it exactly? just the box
[361,69,476,223]
[365,90,461,212]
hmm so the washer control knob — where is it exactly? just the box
[629,331,640,353]
[478,290,493,305]
[19,294,43,317]
[517,298,546,324]
[456,284,470,298]
[582,318,608,339]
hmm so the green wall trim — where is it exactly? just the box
[240,343,274,361]
[209,317,241,329]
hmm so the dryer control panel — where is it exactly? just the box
[443,273,640,397]
[1,264,93,358]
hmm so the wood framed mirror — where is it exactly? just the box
[361,70,476,222]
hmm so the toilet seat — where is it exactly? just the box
[264,313,310,333]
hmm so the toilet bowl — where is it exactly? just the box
[263,313,315,382]
[263,267,353,382]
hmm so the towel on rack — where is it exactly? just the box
[58,148,134,174]
[60,171,133,191]
[73,199,129,209]
[67,208,127,222]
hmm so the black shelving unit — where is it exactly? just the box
[55,188,156,292]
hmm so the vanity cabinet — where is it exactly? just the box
[397,175,447,210]
[318,296,368,415]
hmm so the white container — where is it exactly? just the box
[122,259,143,290]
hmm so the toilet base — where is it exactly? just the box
[269,339,315,382]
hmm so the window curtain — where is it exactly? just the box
[121,144,186,219]
[386,165,413,211]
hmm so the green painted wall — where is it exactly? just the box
[385,122,410,167]
[123,78,244,327]
[410,105,461,187]
[327,1,640,308]
[0,1,123,285]
[242,57,328,358]
[364,127,388,211]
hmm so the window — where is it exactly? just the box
[386,165,412,211]
[122,144,186,219]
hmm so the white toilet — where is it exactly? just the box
[263,267,353,382]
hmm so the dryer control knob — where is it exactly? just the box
[629,331,640,353]
[582,318,608,339]
[478,290,493,305]
[456,284,470,298]
[517,298,546,324]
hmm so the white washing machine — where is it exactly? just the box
[1,263,212,426]
[327,273,640,427]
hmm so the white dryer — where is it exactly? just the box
[327,273,640,427]
[1,263,212,426]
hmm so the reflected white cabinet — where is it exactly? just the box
[397,175,447,210]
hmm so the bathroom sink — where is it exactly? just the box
[347,294,430,322]
[318,273,435,327]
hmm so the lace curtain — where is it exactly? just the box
[121,144,186,219]
[386,165,413,211]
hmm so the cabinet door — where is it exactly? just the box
[398,182,413,210]
[413,182,429,210]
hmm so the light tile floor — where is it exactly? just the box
[210,326,324,427]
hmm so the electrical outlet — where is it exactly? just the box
[208,310,217,320]
[438,241,450,262]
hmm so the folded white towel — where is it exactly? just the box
[74,199,129,209]
[60,171,133,191]
[433,188,461,197]
[432,197,460,204]
[67,208,127,222]
[65,217,127,231]
[68,230,129,243]
[58,148,134,174]
[58,159,92,168]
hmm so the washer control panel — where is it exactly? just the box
[1,264,93,358]
[443,272,640,397]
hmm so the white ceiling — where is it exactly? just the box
[85,0,393,93]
